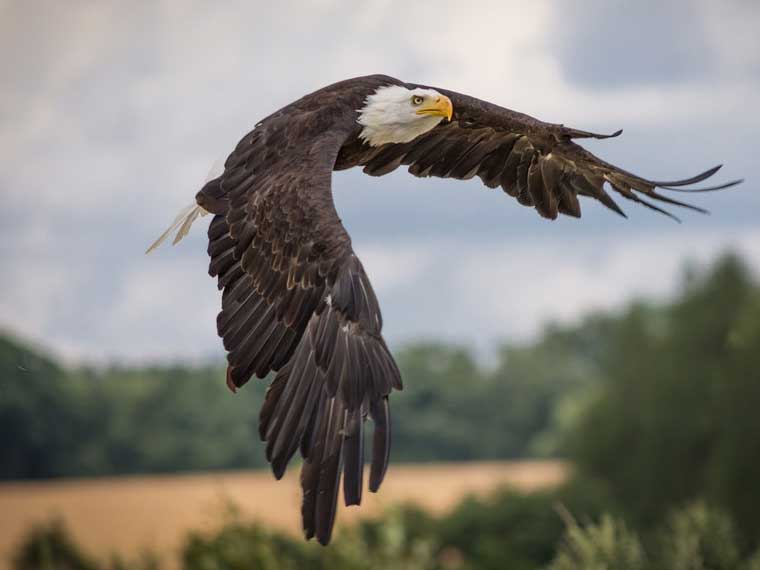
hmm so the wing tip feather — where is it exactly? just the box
[566,127,623,140]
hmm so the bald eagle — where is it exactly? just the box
[148,74,739,544]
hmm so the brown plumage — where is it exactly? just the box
[188,74,740,544]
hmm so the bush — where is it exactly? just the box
[182,519,319,570]
[660,502,742,570]
[12,518,161,570]
[549,502,760,570]
[181,504,445,570]
[326,506,443,570]
[432,478,614,570]
[13,519,97,570]
[550,513,646,570]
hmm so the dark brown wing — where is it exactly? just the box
[199,101,401,545]
[337,86,741,222]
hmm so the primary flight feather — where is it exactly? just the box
[147,74,740,544]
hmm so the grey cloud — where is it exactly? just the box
[0,0,757,361]
[551,1,710,88]
[548,0,760,89]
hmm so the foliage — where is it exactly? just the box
[13,518,97,570]
[327,506,443,570]
[566,253,760,541]
[182,517,320,570]
[14,501,760,570]
[0,336,586,479]
[181,504,444,570]
[437,488,564,570]
[0,335,84,479]
[549,513,646,570]
[13,518,161,570]
[0,348,271,478]
[431,477,616,570]
[549,502,760,570]
[659,502,742,570]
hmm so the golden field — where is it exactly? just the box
[0,460,566,567]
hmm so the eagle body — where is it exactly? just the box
[150,74,739,545]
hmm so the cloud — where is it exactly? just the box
[551,0,760,90]
[551,1,709,89]
[355,229,760,348]
[0,0,757,362]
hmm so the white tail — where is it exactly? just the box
[145,202,209,254]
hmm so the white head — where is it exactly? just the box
[357,85,454,147]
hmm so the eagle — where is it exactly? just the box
[147,74,739,544]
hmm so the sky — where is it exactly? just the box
[1,0,758,364]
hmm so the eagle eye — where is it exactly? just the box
[411,95,424,106]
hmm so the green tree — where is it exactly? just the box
[566,253,760,543]
[0,334,84,478]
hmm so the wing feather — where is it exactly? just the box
[198,89,402,545]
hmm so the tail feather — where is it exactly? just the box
[145,203,209,254]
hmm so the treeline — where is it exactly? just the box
[1,313,590,479]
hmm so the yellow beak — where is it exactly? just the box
[416,95,453,121]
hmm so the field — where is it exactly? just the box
[0,460,565,567]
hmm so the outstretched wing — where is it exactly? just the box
[337,86,741,221]
[200,108,401,545]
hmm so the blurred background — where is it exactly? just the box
[1,1,759,569]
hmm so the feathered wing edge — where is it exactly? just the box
[145,203,209,254]
[145,157,228,254]
[352,119,741,222]
[208,210,402,546]
[258,254,402,545]
[558,140,743,222]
